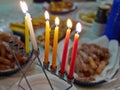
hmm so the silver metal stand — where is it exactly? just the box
[14,48,53,90]
[9,41,74,90]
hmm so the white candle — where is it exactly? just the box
[20,1,38,51]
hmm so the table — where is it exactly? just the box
[0,1,120,90]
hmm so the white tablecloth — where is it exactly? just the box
[0,1,120,90]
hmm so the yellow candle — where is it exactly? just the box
[44,11,50,64]
[52,17,60,69]
[25,17,30,53]
[20,1,38,51]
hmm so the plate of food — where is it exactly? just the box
[0,32,32,76]
[9,14,57,42]
[43,1,77,14]
[76,9,96,30]
[10,73,77,90]
[36,19,77,48]
[58,35,120,87]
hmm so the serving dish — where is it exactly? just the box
[0,53,32,76]
[0,32,32,76]
[74,36,119,86]
[58,36,120,87]
[43,1,77,14]
[75,9,96,31]
[36,19,77,47]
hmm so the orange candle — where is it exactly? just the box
[51,17,60,69]
[44,11,50,64]
[68,23,82,79]
[59,19,72,74]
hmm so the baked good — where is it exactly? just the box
[0,33,27,71]
[68,43,111,82]
[37,19,77,46]
[49,1,73,12]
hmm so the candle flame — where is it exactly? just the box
[55,17,60,26]
[76,23,82,33]
[20,0,28,13]
[67,19,72,28]
[44,11,49,20]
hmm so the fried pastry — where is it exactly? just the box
[68,43,111,82]
[0,34,27,71]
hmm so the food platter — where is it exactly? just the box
[73,54,119,87]
[0,57,31,76]
[0,33,32,76]
[36,19,77,47]
[0,53,32,76]
[73,36,119,86]
[43,1,77,14]
[75,9,96,31]
[58,36,120,87]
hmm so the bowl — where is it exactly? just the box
[76,9,96,30]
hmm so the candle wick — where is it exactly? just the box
[46,19,49,21]
[68,27,71,29]
[56,25,59,27]
[76,31,80,34]
[26,11,29,13]
[24,11,29,15]
[24,12,27,15]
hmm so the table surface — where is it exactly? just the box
[0,1,120,90]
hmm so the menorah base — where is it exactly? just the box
[12,48,74,90]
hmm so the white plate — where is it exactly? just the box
[58,36,120,85]
[10,73,77,90]
[78,36,119,82]
[43,2,77,14]
[0,33,33,76]
[75,9,96,31]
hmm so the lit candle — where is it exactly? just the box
[51,17,60,70]
[25,16,30,53]
[44,11,50,64]
[20,1,38,51]
[68,23,82,79]
[20,1,30,53]
[59,19,72,74]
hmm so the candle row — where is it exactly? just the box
[44,11,82,79]
[20,1,82,80]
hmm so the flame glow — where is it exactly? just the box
[55,17,60,26]
[67,19,72,28]
[76,23,82,33]
[44,11,49,20]
[20,1,28,13]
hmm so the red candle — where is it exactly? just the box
[59,19,72,74]
[68,23,82,79]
